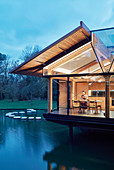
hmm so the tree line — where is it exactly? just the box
[0,46,49,104]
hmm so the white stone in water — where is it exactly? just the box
[31,109,36,112]
[21,117,27,120]
[12,112,18,114]
[28,117,34,120]
[27,109,36,112]
[36,117,41,120]
[9,115,15,118]
[27,111,31,114]
[13,116,21,119]
[19,111,25,114]
[5,113,12,116]
[11,112,18,116]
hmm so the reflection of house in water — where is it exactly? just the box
[43,134,114,170]
[10,22,114,131]
[43,136,114,170]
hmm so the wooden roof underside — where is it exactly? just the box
[10,21,91,77]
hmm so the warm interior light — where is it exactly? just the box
[54,68,71,74]
[44,42,92,69]
[98,79,102,82]
[90,67,100,73]
[88,90,92,96]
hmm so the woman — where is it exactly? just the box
[79,91,88,113]
[81,91,88,101]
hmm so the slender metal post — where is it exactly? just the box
[48,78,52,113]
[57,79,59,111]
[69,126,73,145]
[67,77,70,115]
[105,75,110,118]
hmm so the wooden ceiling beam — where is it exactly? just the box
[17,38,90,74]
[46,42,92,73]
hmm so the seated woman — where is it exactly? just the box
[79,91,88,113]
[81,91,88,101]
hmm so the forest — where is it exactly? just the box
[0,46,58,106]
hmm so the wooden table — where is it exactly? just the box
[75,100,88,114]
[74,100,102,114]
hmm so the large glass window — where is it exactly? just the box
[92,28,114,72]
[43,29,114,76]
[91,90,114,97]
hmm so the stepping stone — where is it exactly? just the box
[12,112,18,114]
[27,111,32,113]
[5,113,12,117]
[28,117,34,120]
[9,115,15,118]
[27,109,36,112]
[31,109,36,112]
[36,117,41,120]
[13,116,21,119]
[19,111,25,114]
[21,117,27,120]
[12,112,18,116]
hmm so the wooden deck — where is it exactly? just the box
[43,109,114,131]
[52,109,114,118]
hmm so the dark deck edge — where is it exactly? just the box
[43,113,114,132]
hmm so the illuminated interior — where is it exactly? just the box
[43,32,113,77]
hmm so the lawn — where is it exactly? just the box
[0,100,57,110]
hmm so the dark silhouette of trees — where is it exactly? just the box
[0,45,48,103]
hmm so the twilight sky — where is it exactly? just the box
[0,0,114,60]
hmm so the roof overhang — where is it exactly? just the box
[9,21,91,77]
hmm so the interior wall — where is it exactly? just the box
[59,82,67,108]
[58,80,114,111]
[75,82,114,111]
[76,82,89,100]
[89,82,105,90]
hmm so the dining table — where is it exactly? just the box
[74,99,103,114]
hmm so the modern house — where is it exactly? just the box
[10,21,114,131]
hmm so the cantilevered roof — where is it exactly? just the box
[10,21,91,76]
[10,21,114,77]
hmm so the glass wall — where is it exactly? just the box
[51,75,114,118]
[110,75,114,118]
[43,29,114,76]
[52,79,68,115]
[92,28,114,72]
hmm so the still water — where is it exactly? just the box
[0,110,114,170]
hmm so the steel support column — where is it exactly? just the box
[105,75,110,118]
[57,79,59,111]
[48,77,52,113]
[67,77,70,115]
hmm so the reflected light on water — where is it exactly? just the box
[0,110,114,170]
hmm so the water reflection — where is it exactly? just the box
[43,132,114,170]
[0,110,69,170]
[0,110,114,170]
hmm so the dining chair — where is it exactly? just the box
[72,100,80,112]
[89,100,98,113]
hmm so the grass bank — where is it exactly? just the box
[0,100,57,110]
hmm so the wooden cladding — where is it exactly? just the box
[10,22,91,77]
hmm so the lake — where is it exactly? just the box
[0,110,114,170]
